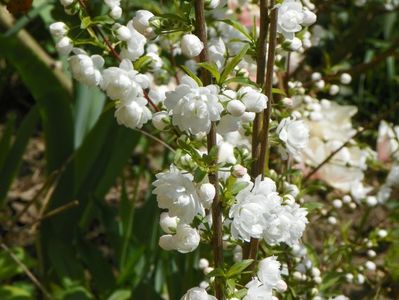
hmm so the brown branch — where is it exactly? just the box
[247,1,278,262]
[194,1,223,299]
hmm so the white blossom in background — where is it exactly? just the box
[165,76,223,134]
[153,165,205,223]
[180,287,217,300]
[277,117,309,156]
[181,34,204,58]
[104,0,122,19]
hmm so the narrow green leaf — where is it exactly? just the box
[272,88,287,96]
[180,65,203,87]
[220,44,250,83]
[0,107,39,205]
[226,259,254,278]
[221,19,253,41]
[197,62,221,83]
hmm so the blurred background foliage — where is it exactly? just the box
[0,0,398,299]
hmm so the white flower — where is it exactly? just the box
[277,0,304,40]
[229,177,280,242]
[152,111,169,130]
[153,165,204,223]
[244,278,273,300]
[49,22,68,39]
[238,87,268,113]
[173,224,201,253]
[132,10,155,38]
[159,234,174,251]
[114,97,152,129]
[205,0,220,9]
[227,100,246,117]
[208,38,226,70]
[120,21,147,61]
[386,164,399,187]
[181,287,217,300]
[198,183,216,209]
[101,60,145,101]
[277,117,309,155]
[329,84,340,95]
[288,37,302,51]
[159,212,178,233]
[257,257,282,289]
[181,34,204,58]
[340,73,352,84]
[56,37,73,56]
[165,76,223,134]
[69,54,104,86]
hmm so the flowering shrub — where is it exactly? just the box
[1,0,399,299]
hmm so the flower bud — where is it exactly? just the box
[366,196,377,207]
[340,73,352,84]
[329,84,340,95]
[49,22,68,39]
[241,112,255,123]
[181,34,204,58]
[133,10,155,38]
[328,216,337,225]
[365,261,376,271]
[232,165,247,178]
[174,224,200,253]
[159,212,177,233]
[198,258,209,270]
[288,37,302,51]
[238,87,268,113]
[114,24,132,41]
[357,274,365,284]
[110,6,122,19]
[56,37,73,56]
[205,0,220,9]
[227,100,245,117]
[159,235,174,251]
[276,280,287,292]
[302,10,317,26]
[367,250,376,258]
[60,0,74,7]
[345,273,354,282]
[198,183,216,209]
[311,72,322,81]
[332,199,342,208]
[377,229,388,238]
[152,111,169,130]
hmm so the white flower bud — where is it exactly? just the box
[204,267,214,275]
[314,276,322,284]
[276,280,287,292]
[302,10,317,26]
[293,271,303,280]
[205,0,220,9]
[377,229,388,238]
[181,34,204,58]
[311,72,322,81]
[159,235,174,251]
[366,196,377,207]
[239,87,268,113]
[152,111,169,130]
[311,267,321,277]
[345,273,354,282]
[56,37,73,56]
[181,287,216,300]
[241,112,255,123]
[110,6,122,19]
[315,80,325,89]
[132,10,155,38]
[365,261,376,271]
[343,195,352,203]
[115,25,132,41]
[198,183,216,209]
[227,100,246,117]
[349,202,357,209]
[198,258,209,270]
[232,165,248,178]
[49,22,68,39]
[340,73,352,84]
[289,37,302,51]
[199,281,209,289]
[332,199,343,209]
[329,84,340,95]
[367,250,376,258]
[159,212,178,233]
[115,100,152,129]
[282,97,293,107]
[357,274,365,284]
[328,216,337,225]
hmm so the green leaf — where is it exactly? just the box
[231,181,249,195]
[220,44,250,83]
[226,259,254,278]
[194,168,207,183]
[134,55,153,72]
[0,107,39,205]
[221,20,253,41]
[0,283,35,300]
[224,76,258,88]
[180,65,203,87]
[108,290,132,300]
[272,88,287,96]
[0,247,35,281]
[197,62,221,83]
[0,113,16,171]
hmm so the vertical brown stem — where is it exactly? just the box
[194,1,223,299]
[247,1,278,261]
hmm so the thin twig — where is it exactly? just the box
[194,1,223,299]
[133,128,176,152]
[247,1,278,262]
[1,243,54,300]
